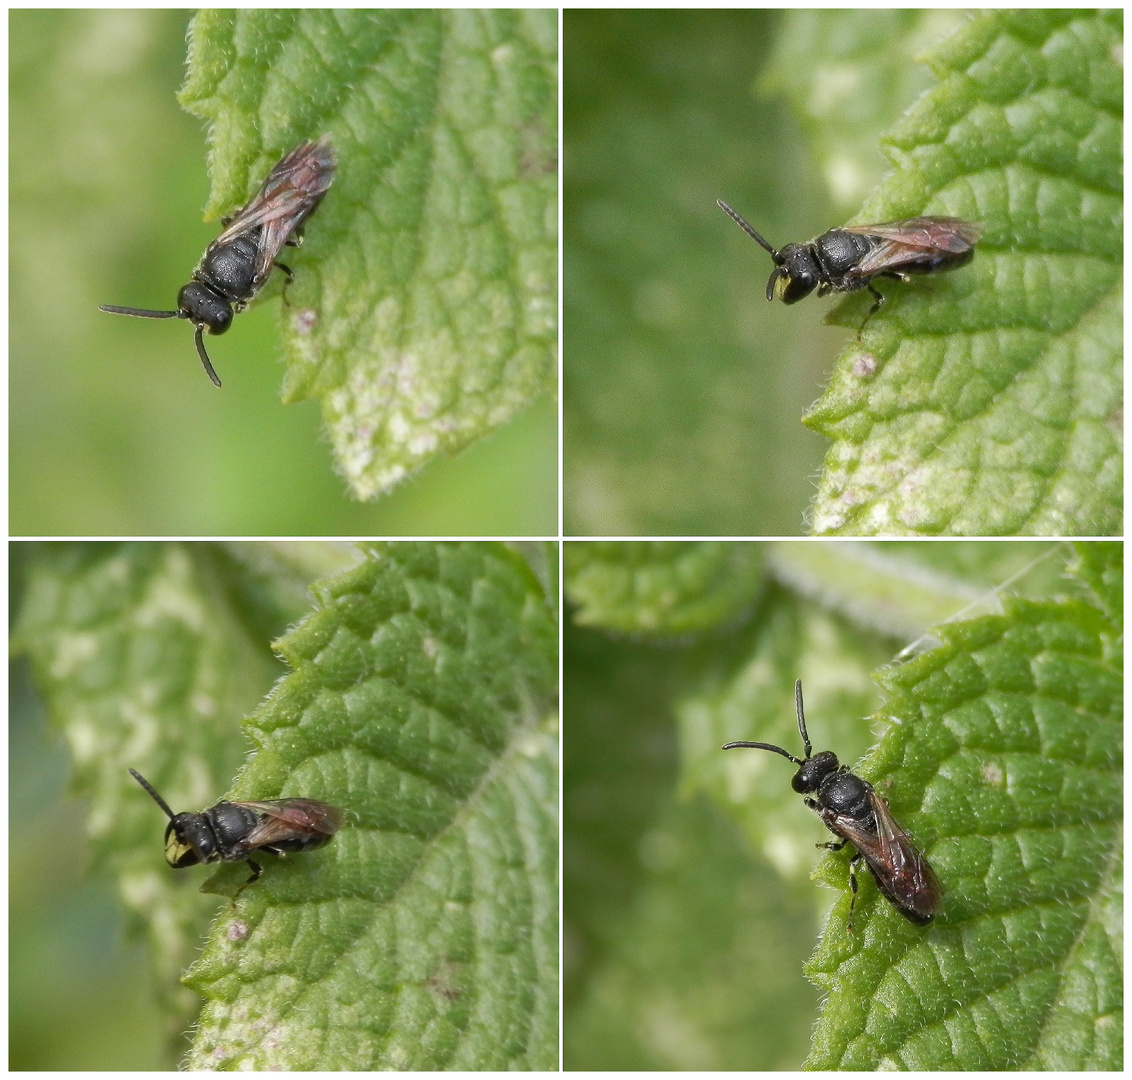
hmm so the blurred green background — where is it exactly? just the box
[563,10,961,535]
[10,10,556,537]
[9,540,315,1069]
[11,651,169,1068]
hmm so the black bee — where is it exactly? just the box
[717,201,980,330]
[101,137,337,386]
[129,768,344,895]
[723,681,942,930]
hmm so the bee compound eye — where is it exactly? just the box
[207,306,233,334]
[780,270,815,304]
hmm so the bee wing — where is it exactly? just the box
[823,804,891,866]
[844,218,980,276]
[869,790,942,919]
[844,217,981,251]
[828,789,942,921]
[214,139,337,278]
[233,798,345,847]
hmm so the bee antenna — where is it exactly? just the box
[129,768,177,821]
[99,305,181,319]
[193,325,222,387]
[721,739,803,766]
[717,200,781,261]
[794,679,813,759]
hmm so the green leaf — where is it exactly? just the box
[180,10,558,500]
[804,594,1120,1068]
[184,543,558,1069]
[565,541,766,635]
[694,548,1121,1069]
[1067,539,1122,635]
[804,10,1122,535]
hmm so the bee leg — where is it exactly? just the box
[845,852,863,933]
[818,837,848,851]
[230,858,264,906]
[275,261,296,306]
[857,283,886,334]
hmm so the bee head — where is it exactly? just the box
[790,749,840,795]
[164,812,217,867]
[177,283,233,335]
[768,244,820,304]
